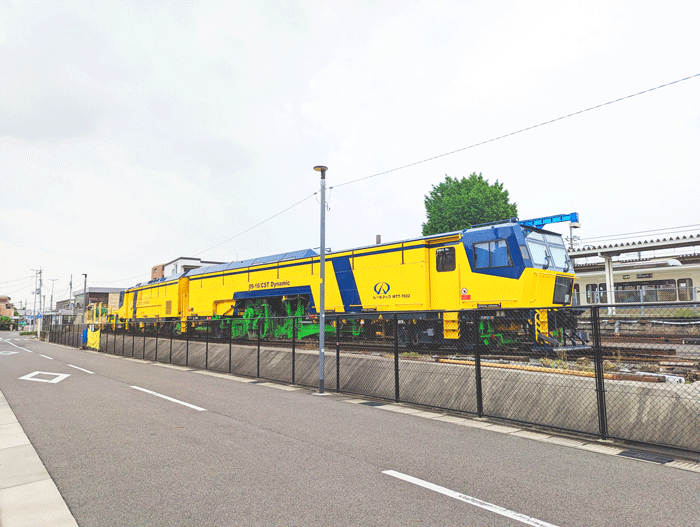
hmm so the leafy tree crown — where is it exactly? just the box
[421,173,518,236]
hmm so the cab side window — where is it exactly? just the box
[474,240,513,269]
[436,247,456,272]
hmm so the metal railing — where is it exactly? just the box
[44,304,700,454]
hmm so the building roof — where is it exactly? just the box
[73,287,125,295]
[569,234,700,259]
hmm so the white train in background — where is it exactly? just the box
[573,258,700,306]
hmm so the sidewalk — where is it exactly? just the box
[0,389,79,527]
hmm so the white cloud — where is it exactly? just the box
[1,0,699,303]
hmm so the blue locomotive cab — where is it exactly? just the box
[462,222,573,279]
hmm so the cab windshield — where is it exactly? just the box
[523,228,572,272]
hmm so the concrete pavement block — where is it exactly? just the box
[0,444,50,489]
[0,406,19,426]
[0,423,30,449]
[0,478,78,527]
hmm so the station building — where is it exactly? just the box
[151,257,224,279]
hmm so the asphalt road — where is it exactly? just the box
[0,331,698,526]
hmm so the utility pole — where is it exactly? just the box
[69,275,73,314]
[40,269,43,336]
[49,279,57,312]
[30,268,39,332]
[38,268,43,337]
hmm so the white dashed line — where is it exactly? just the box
[130,386,206,411]
[68,364,94,374]
[2,340,33,352]
[383,470,559,527]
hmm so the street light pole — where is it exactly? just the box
[314,165,328,394]
[82,273,88,349]
[82,274,88,318]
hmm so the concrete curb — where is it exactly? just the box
[0,391,79,527]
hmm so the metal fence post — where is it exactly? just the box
[292,316,296,384]
[257,318,261,378]
[336,315,341,393]
[591,306,608,440]
[472,311,484,418]
[205,321,209,370]
[228,322,232,374]
[186,324,189,366]
[155,322,159,362]
[394,313,400,402]
[170,326,173,363]
[143,326,146,360]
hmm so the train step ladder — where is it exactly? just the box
[443,312,460,339]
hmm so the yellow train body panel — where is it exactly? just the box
[112,222,576,342]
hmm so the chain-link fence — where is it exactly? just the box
[44,303,700,453]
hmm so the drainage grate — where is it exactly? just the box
[360,401,386,407]
[618,450,675,464]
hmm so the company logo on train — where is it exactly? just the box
[108,214,584,350]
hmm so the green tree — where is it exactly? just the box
[422,173,518,236]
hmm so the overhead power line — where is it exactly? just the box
[105,72,700,281]
[332,72,700,189]
[582,224,700,244]
[0,275,34,285]
[193,72,700,258]
[192,193,317,258]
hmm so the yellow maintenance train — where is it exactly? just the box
[107,216,579,349]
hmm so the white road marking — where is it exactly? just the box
[68,364,94,374]
[40,354,54,360]
[382,470,559,527]
[0,351,20,356]
[19,371,71,384]
[130,386,206,411]
[2,340,33,352]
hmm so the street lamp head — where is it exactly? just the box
[313,165,328,179]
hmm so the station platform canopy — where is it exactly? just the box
[569,234,700,260]
[569,233,700,310]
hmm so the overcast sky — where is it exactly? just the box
[2,0,699,308]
